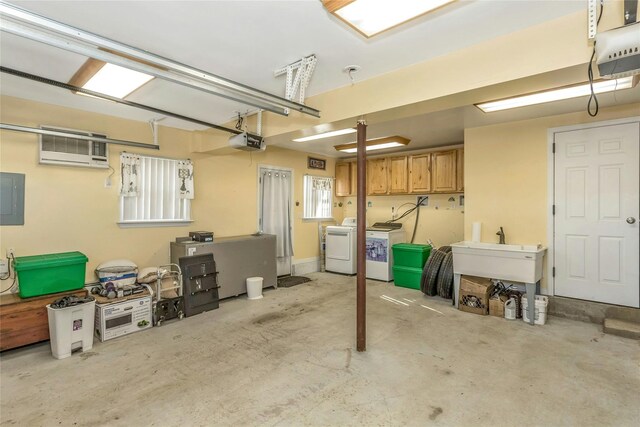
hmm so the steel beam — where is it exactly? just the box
[356,120,367,352]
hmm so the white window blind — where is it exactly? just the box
[303,175,333,220]
[119,154,192,224]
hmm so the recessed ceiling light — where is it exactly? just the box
[475,76,638,112]
[293,128,357,142]
[335,136,410,153]
[324,0,456,38]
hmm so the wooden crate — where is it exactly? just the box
[0,289,87,351]
[458,275,494,315]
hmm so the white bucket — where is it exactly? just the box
[46,300,96,359]
[522,295,549,325]
[246,277,264,300]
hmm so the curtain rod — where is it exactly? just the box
[0,123,159,150]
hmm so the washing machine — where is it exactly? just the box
[366,223,405,281]
[325,217,359,274]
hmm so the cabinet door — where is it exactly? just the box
[388,156,408,194]
[335,163,351,196]
[367,158,388,195]
[350,161,358,196]
[409,153,431,193]
[432,150,457,192]
[456,148,464,192]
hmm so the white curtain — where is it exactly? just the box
[303,176,333,219]
[177,160,194,199]
[120,155,191,222]
[261,170,293,258]
[120,153,141,197]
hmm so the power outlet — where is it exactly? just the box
[6,248,15,258]
[417,196,429,206]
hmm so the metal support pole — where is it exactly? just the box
[356,120,367,352]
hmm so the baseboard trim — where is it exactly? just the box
[292,257,320,276]
[548,296,640,325]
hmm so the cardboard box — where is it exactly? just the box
[489,296,508,318]
[458,275,494,315]
[95,295,152,342]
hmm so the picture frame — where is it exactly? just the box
[307,157,326,170]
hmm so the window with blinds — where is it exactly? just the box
[119,154,192,225]
[303,175,333,220]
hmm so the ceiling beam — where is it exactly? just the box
[0,1,321,118]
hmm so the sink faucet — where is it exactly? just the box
[496,227,506,244]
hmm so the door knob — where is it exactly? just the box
[627,217,637,224]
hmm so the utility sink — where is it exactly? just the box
[450,241,547,284]
[450,241,548,324]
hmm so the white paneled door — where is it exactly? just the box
[554,120,639,307]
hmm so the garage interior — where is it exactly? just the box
[1,1,639,426]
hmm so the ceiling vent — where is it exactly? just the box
[39,126,109,168]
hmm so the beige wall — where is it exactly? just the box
[464,103,640,292]
[0,96,334,288]
[341,193,464,248]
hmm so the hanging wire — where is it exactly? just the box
[587,0,604,117]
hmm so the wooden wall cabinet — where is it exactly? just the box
[456,148,464,192]
[335,162,351,196]
[432,150,457,193]
[334,145,463,198]
[409,153,431,193]
[388,156,408,194]
[350,162,358,195]
[367,158,388,195]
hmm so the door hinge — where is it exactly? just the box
[552,142,556,153]
[552,205,556,215]
[552,267,556,277]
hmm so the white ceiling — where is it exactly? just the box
[2,0,638,158]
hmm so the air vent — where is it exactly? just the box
[39,126,109,168]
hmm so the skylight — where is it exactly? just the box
[326,0,455,38]
[82,63,154,99]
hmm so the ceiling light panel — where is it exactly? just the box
[335,136,410,153]
[476,77,636,112]
[82,63,154,99]
[293,128,357,142]
[332,0,455,37]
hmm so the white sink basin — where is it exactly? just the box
[450,241,547,284]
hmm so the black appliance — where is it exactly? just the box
[178,253,220,317]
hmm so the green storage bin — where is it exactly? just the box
[393,265,423,290]
[392,243,432,268]
[14,251,88,298]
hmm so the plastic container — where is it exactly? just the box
[46,299,95,359]
[246,277,263,300]
[522,295,548,325]
[392,265,423,290]
[14,252,88,298]
[504,298,517,320]
[392,243,432,269]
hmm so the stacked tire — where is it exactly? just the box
[420,245,454,299]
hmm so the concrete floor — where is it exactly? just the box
[1,272,639,426]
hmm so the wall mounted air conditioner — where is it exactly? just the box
[39,126,109,168]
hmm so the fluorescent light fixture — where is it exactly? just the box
[82,63,154,98]
[475,76,637,113]
[324,0,456,38]
[293,128,357,142]
[335,136,410,153]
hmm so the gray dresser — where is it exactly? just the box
[170,234,277,300]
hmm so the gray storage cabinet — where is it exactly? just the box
[171,234,277,300]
